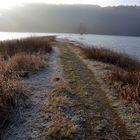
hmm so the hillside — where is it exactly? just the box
[0,4,140,36]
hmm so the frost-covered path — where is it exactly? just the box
[59,42,133,140]
[2,47,62,140]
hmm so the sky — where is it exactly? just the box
[0,0,140,9]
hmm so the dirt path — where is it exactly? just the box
[1,41,135,140]
[2,47,63,140]
[59,42,133,140]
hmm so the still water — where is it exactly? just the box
[0,32,140,60]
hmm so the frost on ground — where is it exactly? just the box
[59,43,131,140]
[44,81,81,140]
[72,44,139,139]
[83,59,140,140]
[2,47,63,140]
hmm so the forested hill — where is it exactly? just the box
[0,4,140,36]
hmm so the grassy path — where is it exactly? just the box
[59,42,133,140]
[2,47,63,140]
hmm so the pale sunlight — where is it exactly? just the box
[0,0,140,9]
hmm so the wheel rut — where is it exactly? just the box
[59,42,133,140]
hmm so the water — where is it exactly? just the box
[58,34,140,60]
[0,32,140,60]
[0,32,57,41]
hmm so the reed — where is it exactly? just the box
[0,36,53,129]
[80,47,140,71]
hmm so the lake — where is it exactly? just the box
[0,32,140,60]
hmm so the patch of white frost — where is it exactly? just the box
[2,47,63,140]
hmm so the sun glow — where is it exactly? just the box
[0,0,23,9]
[0,0,109,9]
[0,0,140,9]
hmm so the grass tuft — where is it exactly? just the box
[5,52,45,77]
[109,69,140,103]
[47,114,78,139]
[45,82,79,139]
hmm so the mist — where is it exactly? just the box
[0,4,140,36]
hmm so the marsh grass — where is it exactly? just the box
[109,69,140,104]
[0,36,53,58]
[45,83,79,139]
[0,36,53,129]
[0,71,25,129]
[80,47,140,71]
[5,52,46,77]
[80,47,140,105]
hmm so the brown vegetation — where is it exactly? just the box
[47,114,78,139]
[0,63,25,129]
[0,36,53,58]
[60,44,131,139]
[45,83,79,139]
[5,52,45,77]
[109,69,140,104]
[80,47,140,105]
[80,47,140,71]
[0,37,53,130]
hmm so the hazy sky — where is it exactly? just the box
[0,0,140,9]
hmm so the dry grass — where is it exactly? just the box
[46,114,78,139]
[110,69,140,85]
[80,47,140,71]
[0,54,25,129]
[109,69,140,104]
[5,52,45,77]
[80,46,140,105]
[49,95,68,107]
[0,70,25,128]
[45,83,79,139]
[0,37,53,130]
[45,94,68,114]
[44,83,69,114]
[0,36,53,58]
